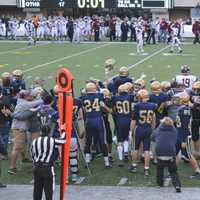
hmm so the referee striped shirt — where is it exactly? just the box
[31,132,66,165]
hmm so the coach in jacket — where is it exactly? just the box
[152,117,181,193]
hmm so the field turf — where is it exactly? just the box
[0,41,200,187]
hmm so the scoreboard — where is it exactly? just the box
[18,0,173,9]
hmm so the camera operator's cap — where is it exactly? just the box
[34,76,45,84]
[1,72,11,79]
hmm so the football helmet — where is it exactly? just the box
[179,92,190,105]
[137,89,149,101]
[134,79,145,92]
[181,65,190,74]
[124,82,134,92]
[161,81,171,92]
[1,72,11,79]
[85,82,97,93]
[105,58,116,72]
[101,89,111,98]
[12,69,23,77]
[118,84,128,93]
[192,81,200,95]
[151,81,161,93]
[119,66,129,77]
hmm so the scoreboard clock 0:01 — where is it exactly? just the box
[77,0,105,8]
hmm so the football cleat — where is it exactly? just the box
[124,154,129,163]
[119,66,129,77]
[118,160,124,167]
[179,50,183,53]
[144,169,150,176]
[137,89,149,102]
[189,172,200,179]
[151,81,161,94]
[128,165,137,173]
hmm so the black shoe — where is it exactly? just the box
[128,165,137,173]
[179,50,183,53]
[105,164,112,169]
[175,186,181,193]
[144,169,150,176]
[109,156,114,163]
[189,172,200,179]
[118,160,124,167]
[124,155,129,163]
[0,183,6,188]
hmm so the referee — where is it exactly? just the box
[31,123,66,200]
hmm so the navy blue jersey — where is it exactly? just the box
[80,93,104,118]
[11,79,26,95]
[112,76,133,94]
[149,92,168,120]
[176,105,191,142]
[73,98,82,121]
[111,92,134,119]
[132,102,157,128]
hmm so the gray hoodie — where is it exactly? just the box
[11,98,43,131]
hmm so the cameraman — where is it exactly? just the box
[152,117,181,193]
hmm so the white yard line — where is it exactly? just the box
[0,43,49,55]
[111,45,170,79]
[23,43,110,73]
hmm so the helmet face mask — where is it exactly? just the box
[134,79,145,92]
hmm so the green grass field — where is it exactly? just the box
[0,41,200,187]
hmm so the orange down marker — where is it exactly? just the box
[56,67,74,200]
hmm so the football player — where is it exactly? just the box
[129,89,156,176]
[136,24,144,53]
[176,92,200,178]
[174,65,197,88]
[80,83,110,168]
[169,23,182,53]
[112,67,133,95]
[70,97,83,182]
[149,81,169,127]
[190,82,200,152]
[134,79,146,93]
[101,89,113,162]
[11,70,26,96]
[111,84,134,166]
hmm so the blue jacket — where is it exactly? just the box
[152,124,177,157]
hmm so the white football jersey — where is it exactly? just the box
[175,74,197,88]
